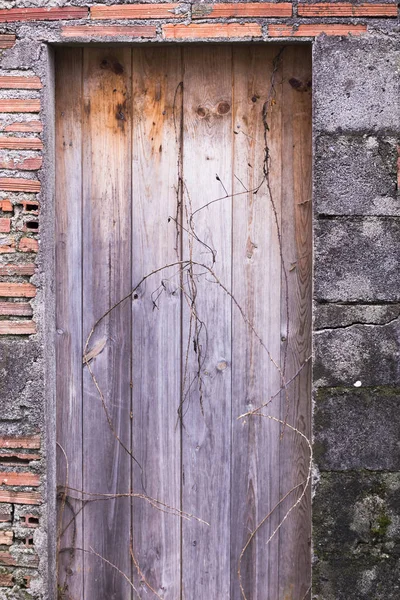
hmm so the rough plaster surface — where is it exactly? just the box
[314,387,400,470]
[313,35,400,134]
[313,472,400,599]
[314,319,400,387]
[314,217,400,302]
[314,134,399,216]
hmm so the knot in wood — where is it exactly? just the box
[217,101,230,115]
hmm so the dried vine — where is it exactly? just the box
[57,46,312,600]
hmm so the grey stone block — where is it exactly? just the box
[313,35,400,133]
[314,135,399,216]
[314,303,400,330]
[0,338,43,434]
[313,472,400,599]
[314,319,400,387]
[314,387,400,470]
[314,218,400,302]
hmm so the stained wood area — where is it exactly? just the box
[55,45,312,600]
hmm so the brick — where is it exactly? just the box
[0,574,13,587]
[193,2,292,18]
[0,436,40,450]
[91,4,181,20]
[4,121,42,133]
[0,321,36,335]
[19,237,38,253]
[62,25,157,39]
[0,178,40,192]
[0,7,88,22]
[0,512,11,522]
[0,199,12,212]
[298,3,397,17]
[0,550,38,567]
[0,283,36,298]
[0,264,35,276]
[20,201,39,214]
[0,531,13,545]
[0,450,39,463]
[0,240,16,254]
[0,490,40,504]
[0,100,40,113]
[23,221,38,233]
[0,76,42,90]
[0,299,33,317]
[163,23,262,39]
[0,35,15,49]
[0,218,10,233]
[0,472,40,487]
[268,24,367,37]
[0,157,42,171]
[0,137,42,150]
[20,514,39,528]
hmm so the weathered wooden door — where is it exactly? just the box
[55,45,312,600]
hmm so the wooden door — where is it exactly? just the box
[55,45,312,600]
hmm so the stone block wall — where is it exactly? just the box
[0,2,397,598]
[313,35,400,600]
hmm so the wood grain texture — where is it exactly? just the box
[278,46,312,600]
[55,45,312,599]
[181,45,233,599]
[231,45,283,600]
[55,47,83,599]
[82,47,132,600]
[131,47,182,598]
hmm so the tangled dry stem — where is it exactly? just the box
[57,46,313,600]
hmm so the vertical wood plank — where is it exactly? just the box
[82,47,132,600]
[181,45,233,599]
[130,47,182,598]
[279,46,313,600]
[231,45,283,600]
[55,47,83,599]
